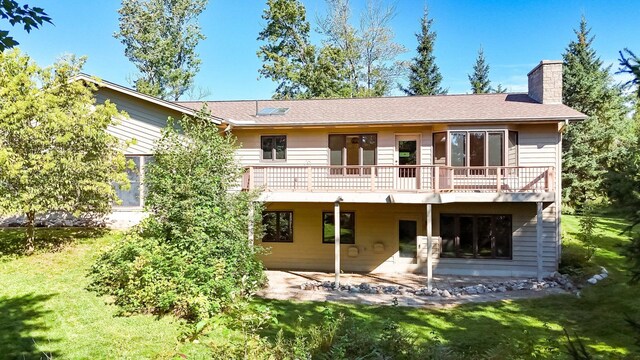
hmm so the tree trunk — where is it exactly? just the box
[25,211,36,255]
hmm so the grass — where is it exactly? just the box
[0,228,188,359]
[0,215,639,358]
[251,214,640,358]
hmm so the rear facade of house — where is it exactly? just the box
[100,60,586,278]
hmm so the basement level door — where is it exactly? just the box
[396,135,419,190]
[398,219,418,262]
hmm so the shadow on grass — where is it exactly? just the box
[0,293,59,359]
[0,227,109,258]
[256,294,638,358]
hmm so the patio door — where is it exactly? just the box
[398,219,418,263]
[396,135,419,190]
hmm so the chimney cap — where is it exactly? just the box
[527,60,563,76]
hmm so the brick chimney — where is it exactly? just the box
[527,60,563,104]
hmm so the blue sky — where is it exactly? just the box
[9,0,639,100]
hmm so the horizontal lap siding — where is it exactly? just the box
[433,202,557,276]
[96,88,182,155]
[258,202,426,273]
[233,127,433,168]
[260,202,558,276]
[518,124,559,167]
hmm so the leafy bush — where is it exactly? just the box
[207,305,452,360]
[90,115,265,321]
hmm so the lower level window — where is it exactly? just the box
[114,155,153,208]
[262,211,293,242]
[323,212,355,244]
[440,214,511,259]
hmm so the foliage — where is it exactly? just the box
[561,17,632,210]
[0,1,51,50]
[90,115,265,321]
[577,207,598,261]
[563,330,593,360]
[2,213,640,358]
[468,47,492,94]
[0,49,128,252]
[401,6,446,96]
[257,0,405,98]
[618,48,640,98]
[318,0,406,97]
[114,0,207,101]
[208,305,452,360]
[256,0,350,99]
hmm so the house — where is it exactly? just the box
[91,60,586,280]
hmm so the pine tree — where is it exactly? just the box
[468,47,491,94]
[562,17,631,209]
[401,6,446,96]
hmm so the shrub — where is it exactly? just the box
[90,115,265,321]
[207,305,453,360]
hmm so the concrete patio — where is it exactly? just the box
[257,270,569,308]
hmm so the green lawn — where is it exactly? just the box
[1,215,639,358]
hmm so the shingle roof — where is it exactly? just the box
[175,93,586,127]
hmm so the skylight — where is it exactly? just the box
[257,107,289,116]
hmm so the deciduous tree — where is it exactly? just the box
[115,0,207,101]
[402,7,446,96]
[0,49,128,252]
[0,1,51,50]
[318,0,405,97]
[90,114,265,321]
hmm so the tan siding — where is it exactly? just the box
[96,88,183,155]
[233,126,433,167]
[433,202,557,276]
[258,202,558,276]
[518,124,559,167]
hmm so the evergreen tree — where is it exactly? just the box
[402,6,446,96]
[115,0,207,101]
[562,17,631,209]
[619,48,640,97]
[468,47,491,94]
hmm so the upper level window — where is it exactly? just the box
[433,130,517,167]
[329,134,376,175]
[261,135,286,160]
[114,155,153,208]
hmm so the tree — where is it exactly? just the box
[0,1,51,50]
[402,6,445,96]
[619,48,640,98]
[318,0,405,97]
[468,47,491,94]
[90,114,265,321]
[0,49,129,252]
[114,0,207,101]
[561,17,631,210]
[257,0,349,99]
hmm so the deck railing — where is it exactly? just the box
[242,165,555,193]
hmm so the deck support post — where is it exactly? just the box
[334,197,343,287]
[426,204,433,291]
[248,202,255,247]
[536,201,544,282]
